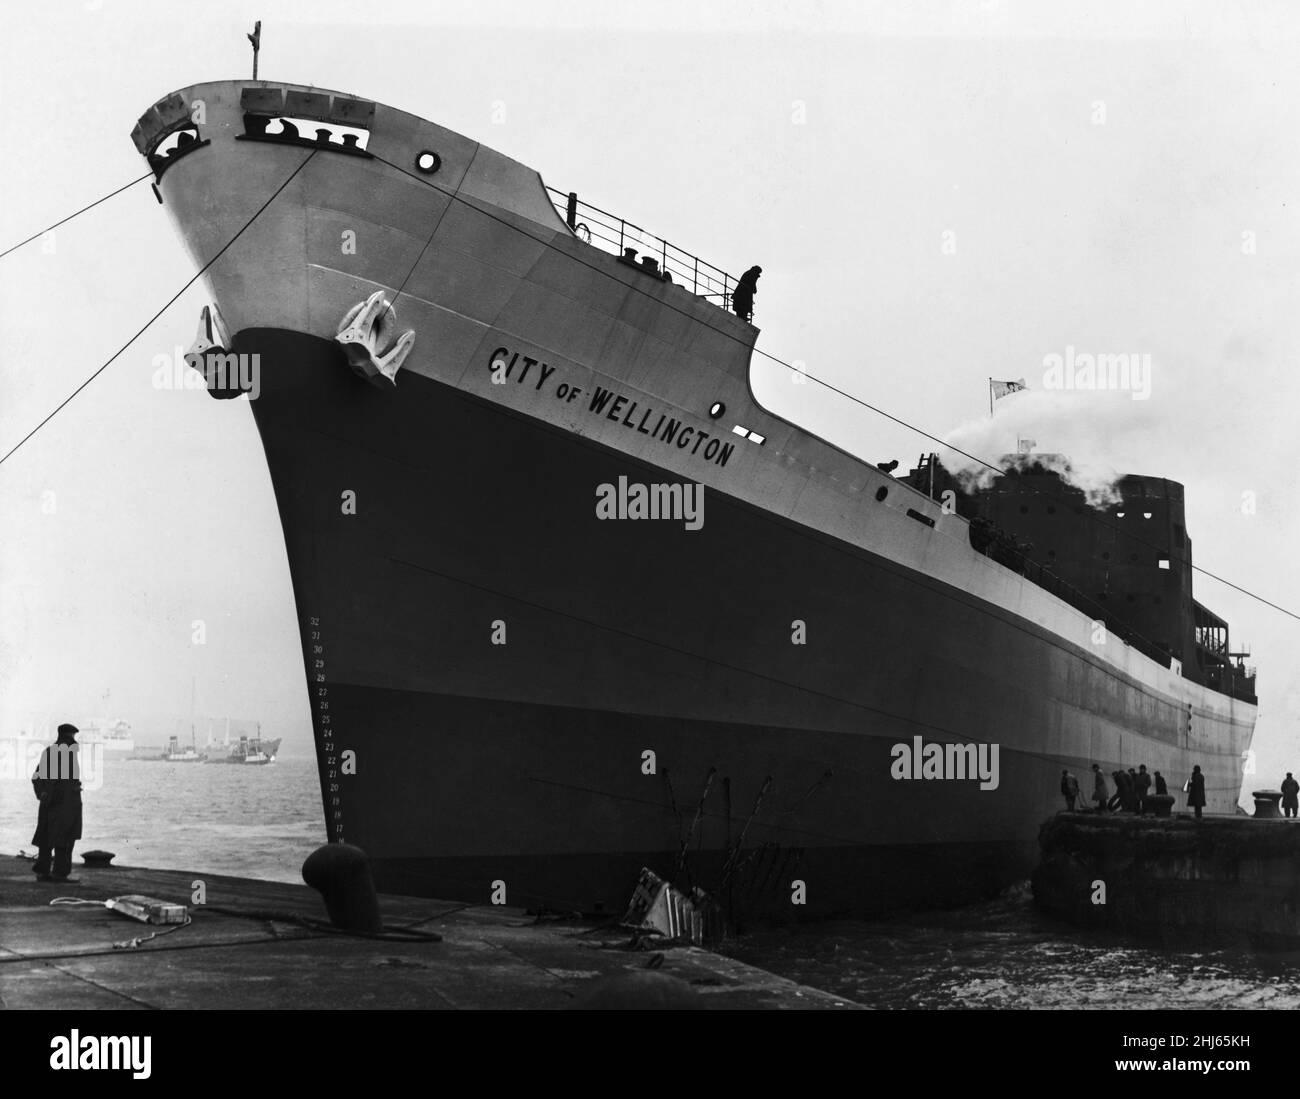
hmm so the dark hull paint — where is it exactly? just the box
[241,328,1250,919]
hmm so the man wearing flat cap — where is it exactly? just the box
[31,723,83,883]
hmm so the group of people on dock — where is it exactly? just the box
[1059,763,1206,818]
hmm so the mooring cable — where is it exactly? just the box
[0,172,153,262]
[0,891,444,965]
[198,903,444,942]
[0,150,317,469]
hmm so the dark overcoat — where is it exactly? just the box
[1186,771,1206,809]
[1281,778,1299,809]
[31,743,83,848]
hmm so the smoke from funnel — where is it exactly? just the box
[937,388,1165,508]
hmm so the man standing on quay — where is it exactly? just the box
[31,723,83,883]
[1091,763,1109,812]
[1282,772,1299,819]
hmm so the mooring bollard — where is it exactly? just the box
[301,843,382,932]
[1147,794,1175,818]
[1252,790,1284,819]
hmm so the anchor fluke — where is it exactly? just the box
[335,291,415,386]
[184,305,246,400]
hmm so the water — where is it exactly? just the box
[7,755,1298,1008]
[1,752,325,883]
[726,883,1300,1009]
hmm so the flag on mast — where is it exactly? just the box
[988,377,1027,415]
[990,378,1027,402]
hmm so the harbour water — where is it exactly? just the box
[1,750,324,884]
[4,750,1297,1009]
[727,884,1300,1010]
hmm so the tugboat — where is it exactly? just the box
[207,728,281,765]
[154,733,206,763]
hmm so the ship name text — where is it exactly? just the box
[489,345,735,468]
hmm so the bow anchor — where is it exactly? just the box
[335,291,416,386]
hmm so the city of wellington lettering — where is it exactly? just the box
[489,344,736,468]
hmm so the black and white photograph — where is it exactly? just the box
[1,0,1297,1074]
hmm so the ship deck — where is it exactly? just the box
[0,858,853,1009]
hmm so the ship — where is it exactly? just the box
[206,728,281,765]
[146,734,206,763]
[130,78,1258,919]
[201,717,280,763]
[2,717,135,754]
[77,719,136,753]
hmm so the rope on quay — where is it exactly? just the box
[44,896,193,949]
[199,903,444,942]
[0,894,445,966]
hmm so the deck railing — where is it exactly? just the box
[546,187,739,314]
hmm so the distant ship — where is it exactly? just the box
[132,77,1258,919]
[151,734,206,762]
[206,730,281,765]
[79,719,136,753]
[2,717,135,753]
[202,717,279,763]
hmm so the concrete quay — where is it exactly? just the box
[1033,811,1300,948]
[0,858,855,1010]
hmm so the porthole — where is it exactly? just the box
[708,401,725,419]
[875,486,888,502]
[415,150,442,174]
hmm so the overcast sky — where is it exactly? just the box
[1,1,1296,791]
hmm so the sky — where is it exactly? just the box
[0,0,1296,791]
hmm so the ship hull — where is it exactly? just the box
[132,78,1254,922]
[242,327,1253,919]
